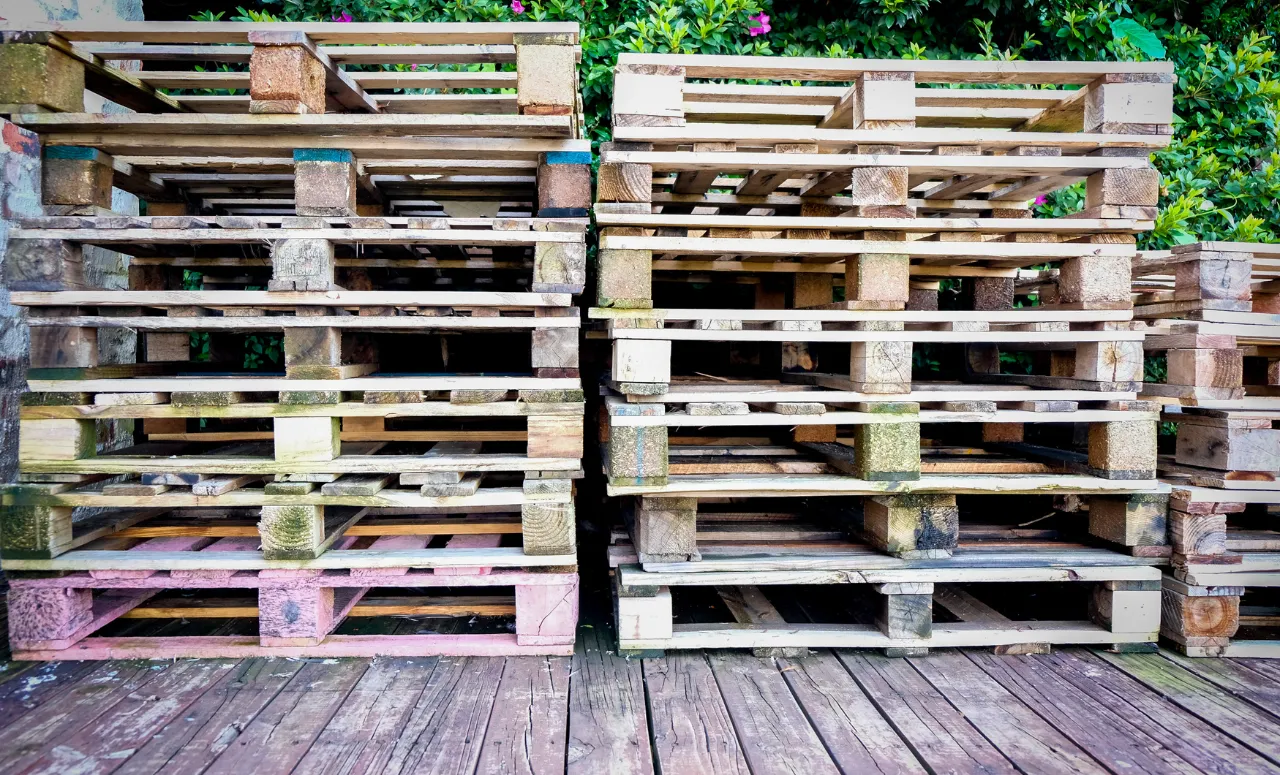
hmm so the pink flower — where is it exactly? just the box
[332,11,352,22]
[1033,195,1048,206]
[748,13,770,36]
[511,0,525,14]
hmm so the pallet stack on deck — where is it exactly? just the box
[0,21,588,659]
[597,53,1177,655]
[1133,242,1280,656]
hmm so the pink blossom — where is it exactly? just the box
[410,64,418,71]
[511,0,525,14]
[1033,195,1048,206]
[332,11,352,22]
[748,13,770,36]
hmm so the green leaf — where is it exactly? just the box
[1110,19,1166,59]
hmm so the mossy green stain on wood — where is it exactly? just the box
[259,504,323,560]
[0,504,70,557]
[854,421,921,481]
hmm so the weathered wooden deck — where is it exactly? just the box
[3,616,1280,774]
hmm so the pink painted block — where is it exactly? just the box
[9,589,152,651]
[90,536,215,580]
[259,585,335,647]
[434,533,502,576]
[170,537,261,580]
[8,587,94,649]
[349,535,427,577]
[14,633,575,660]
[515,578,579,646]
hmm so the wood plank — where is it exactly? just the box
[967,649,1269,775]
[201,659,368,775]
[642,654,750,774]
[907,652,1110,774]
[704,651,839,774]
[0,660,101,729]
[776,652,927,774]
[475,656,571,774]
[379,655,505,773]
[23,21,580,45]
[1097,651,1280,765]
[3,546,575,572]
[1158,652,1280,718]
[567,625,654,775]
[835,652,1017,774]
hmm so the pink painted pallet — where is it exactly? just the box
[6,563,579,660]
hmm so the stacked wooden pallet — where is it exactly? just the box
[0,21,587,659]
[598,53,1175,654]
[1134,241,1280,656]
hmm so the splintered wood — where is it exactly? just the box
[0,20,587,659]
[599,53,1176,654]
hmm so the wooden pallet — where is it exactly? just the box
[5,564,579,659]
[609,526,1161,655]
[1,22,589,217]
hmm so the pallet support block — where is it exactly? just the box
[532,240,586,294]
[527,414,584,459]
[0,41,84,112]
[851,324,912,393]
[42,146,114,209]
[1174,251,1253,307]
[612,339,670,386]
[258,504,330,561]
[632,496,698,563]
[274,416,341,463]
[5,239,86,291]
[1090,580,1161,648]
[514,36,577,116]
[1074,340,1144,383]
[269,238,335,291]
[1161,579,1241,653]
[852,405,921,481]
[611,64,685,127]
[864,494,958,558]
[0,499,73,559]
[1084,76,1174,134]
[877,582,932,657]
[7,586,94,652]
[258,575,336,647]
[1169,510,1227,559]
[1175,418,1280,473]
[1089,493,1169,547]
[520,499,576,556]
[616,585,673,642]
[531,324,580,376]
[249,37,325,113]
[515,576,579,646]
[537,151,592,217]
[1059,255,1131,309]
[1166,348,1244,391]
[293,149,357,216]
[19,418,95,461]
[1088,419,1156,479]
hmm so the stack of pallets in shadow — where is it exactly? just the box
[1134,242,1280,656]
[0,20,587,659]
[596,52,1177,655]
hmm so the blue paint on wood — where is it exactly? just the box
[542,151,592,165]
[294,149,354,163]
[44,146,101,161]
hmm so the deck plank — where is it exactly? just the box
[778,651,926,774]
[705,651,839,775]
[475,656,572,775]
[965,650,1215,774]
[567,625,654,775]
[1097,651,1280,766]
[381,656,506,773]
[200,659,369,775]
[292,656,439,774]
[0,660,100,729]
[642,653,749,774]
[1160,652,1280,718]
[836,651,1019,774]
[110,658,303,775]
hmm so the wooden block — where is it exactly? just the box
[1091,586,1160,635]
[864,494,958,558]
[632,497,697,562]
[4,239,85,291]
[1169,510,1226,557]
[515,578,579,646]
[793,425,838,443]
[981,423,1024,443]
[970,277,1014,311]
[1085,167,1160,208]
[7,586,94,651]
[283,326,340,377]
[269,238,334,291]
[145,332,190,362]
[0,43,84,112]
[851,338,912,393]
[612,339,670,384]
[520,501,575,555]
[1059,255,1131,308]
[852,72,916,128]
[249,44,325,114]
[274,416,341,463]
[846,253,909,305]
[608,425,668,486]
[42,147,113,208]
[29,318,97,368]
[1176,422,1279,473]
[877,591,932,640]
[532,241,586,293]
[612,65,685,127]
[1074,341,1144,382]
[258,582,334,646]
[528,414,583,459]
[1166,348,1243,389]
[1089,494,1168,546]
[19,419,95,461]
[515,43,576,115]
[854,419,921,481]
[531,327,579,370]
[0,501,73,558]
[293,150,356,216]
[1088,420,1156,479]
[597,249,652,307]
[258,504,327,561]
[616,587,673,641]
[1161,584,1239,640]
[1084,80,1174,132]
[537,153,591,216]
[1174,256,1253,304]
[848,167,909,205]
